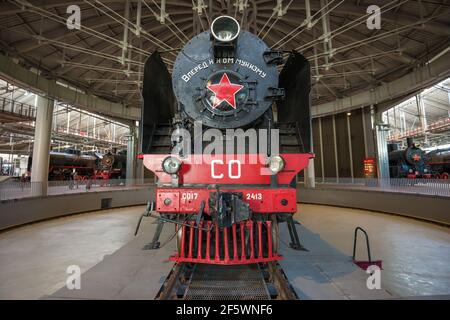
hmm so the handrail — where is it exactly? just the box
[352,226,372,262]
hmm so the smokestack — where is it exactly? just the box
[406,137,414,148]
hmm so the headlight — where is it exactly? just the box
[409,169,413,173]
[162,157,181,174]
[424,168,428,173]
[268,155,285,174]
[211,15,240,42]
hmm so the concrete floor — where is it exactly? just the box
[295,204,450,297]
[0,204,449,299]
[0,207,144,299]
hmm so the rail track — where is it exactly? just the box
[156,262,298,300]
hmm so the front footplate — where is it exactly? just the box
[172,220,282,265]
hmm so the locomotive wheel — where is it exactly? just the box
[441,172,449,179]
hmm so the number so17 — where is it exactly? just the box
[181,193,198,200]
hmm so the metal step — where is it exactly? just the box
[183,264,270,300]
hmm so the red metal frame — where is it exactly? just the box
[171,220,282,265]
[157,187,297,213]
[142,153,312,185]
[142,153,313,265]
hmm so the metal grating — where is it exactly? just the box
[184,264,269,300]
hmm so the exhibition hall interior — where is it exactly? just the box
[0,0,449,302]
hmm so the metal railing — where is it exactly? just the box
[0,178,154,201]
[2,176,449,201]
[0,96,36,119]
[311,177,450,197]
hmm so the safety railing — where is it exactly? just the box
[0,178,155,201]
[0,96,36,119]
[310,177,450,197]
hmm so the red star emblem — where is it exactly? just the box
[412,154,421,162]
[206,73,244,109]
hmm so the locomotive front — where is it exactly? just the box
[141,16,313,265]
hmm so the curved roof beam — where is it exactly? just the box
[311,51,450,117]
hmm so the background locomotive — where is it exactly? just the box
[27,148,126,181]
[426,147,450,179]
[388,138,431,179]
[140,16,312,265]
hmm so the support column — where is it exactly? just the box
[318,117,325,182]
[416,94,428,145]
[126,131,136,185]
[346,113,354,180]
[135,121,144,183]
[373,110,390,185]
[332,115,339,181]
[304,159,316,188]
[31,95,54,196]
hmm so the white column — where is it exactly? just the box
[374,114,390,185]
[332,115,339,181]
[126,133,135,185]
[31,95,54,196]
[304,158,316,188]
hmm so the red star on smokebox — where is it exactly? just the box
[207,73,244,109]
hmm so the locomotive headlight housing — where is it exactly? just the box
[268,155,285,174]
[211,16,240,59]
[162,156,181,174]
[211,15,240,42]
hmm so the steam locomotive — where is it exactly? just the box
[426,147,450,179]
[27,149,126,181]
[140,16,312,265]
[388,138,431,179]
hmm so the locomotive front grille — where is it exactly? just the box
[170,220,281,265]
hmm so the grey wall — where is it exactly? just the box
[298,187,450,226]
[0,187,154,231]
[312,106,376,178]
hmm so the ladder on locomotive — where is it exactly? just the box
[278,122,306,154]
[145,123,173,154]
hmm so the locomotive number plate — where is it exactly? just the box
[181,192,199,200]
[246,193,263,200]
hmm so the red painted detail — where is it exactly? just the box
[156,187,297,213]
[180,225,185,258]
[205,221,211,260]
[248,221,254,260]
[266,221,273,259]
[171,220,282,265]
[143,153,313,185]
[407,174,417,179]
[206,73,244,109]
[223,227,229,263]
[188,221,194,259]
[215,223,220,262]
[257,221,263,258]
[353,260,383,270]
[240,222,245,261]
[197,221,203,260]
[232,224,238,262]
